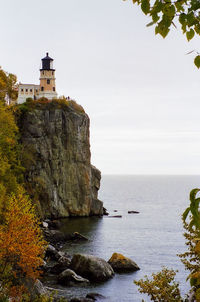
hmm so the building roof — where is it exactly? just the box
[42,52,53,61]
[18,83,39,87]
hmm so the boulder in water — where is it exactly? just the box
[70,254,114,282]
[70,232,88,241]
[58,269,89,286]
[70,298,93,302]
[108,253,140,273]
[86,293,106,300]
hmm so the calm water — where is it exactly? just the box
[56,175,200,301]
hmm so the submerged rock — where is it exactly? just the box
[48,219,62,229]
[44,229,71,245]
[128,211,139,214]
[58,269,89,286]
[108,253,140,273]
[70,254,114,282]
[70,232,88,241]
[70,299,93,302]
[69,293,106,302]
[86,293,106,300]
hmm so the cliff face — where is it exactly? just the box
[19,102,103,219]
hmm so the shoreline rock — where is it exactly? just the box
[103,207,109,216]
[58,269,89,286]
[108,253,140,273]
[49,256,71,274]
[86,293,106,300]
[70,254,114,282]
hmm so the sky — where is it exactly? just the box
[1,0,200,175]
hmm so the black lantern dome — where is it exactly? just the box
[40,52,55,71]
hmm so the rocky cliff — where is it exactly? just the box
[18,101,103,219]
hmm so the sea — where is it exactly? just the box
[55,175,200,302]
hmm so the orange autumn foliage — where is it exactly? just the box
[0,188,47,299]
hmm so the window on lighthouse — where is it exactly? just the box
[47,79,50,84]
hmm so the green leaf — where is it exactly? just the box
[190,188,200,202]
[186,28,195,41]
[195,24,200,35]
[179,13,187,25]
[162,14,173,27]
[163,5,176,17]
[155,23,170,38]
[175,1,184,12]
[190,0,200,11]
[151,0,163,14]
[194,55,200,68]
[181,24,187,33]
[152,13,160,23]
[141,0,150,14]
[190,277,197,287]
[187,12,198,27]
[182,207,190,221]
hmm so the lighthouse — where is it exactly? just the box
[39,52,57,99]
[17,52,58,104]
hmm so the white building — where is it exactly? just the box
[17,84,40,104]
[17,53,57,104]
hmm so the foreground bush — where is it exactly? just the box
[0,188,47,301]
[134,268,182,302]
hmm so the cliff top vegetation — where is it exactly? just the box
[17,97,85,115]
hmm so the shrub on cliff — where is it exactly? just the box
[46,97,85,113]
[0,101,24,218]
[17,96,85,114]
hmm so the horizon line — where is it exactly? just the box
[101,174,200,176]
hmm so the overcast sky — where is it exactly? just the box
[1,0,200,174]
